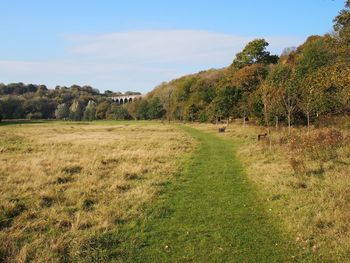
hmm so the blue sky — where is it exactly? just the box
[0,0,345,93]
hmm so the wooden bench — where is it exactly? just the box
[258,133,268,141]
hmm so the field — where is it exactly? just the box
[0,121,194,262]
[1,120,350,262]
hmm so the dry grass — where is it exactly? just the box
[0,121,195,262]
[193,121,350,262]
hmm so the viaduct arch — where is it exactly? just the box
[110,95,142,104]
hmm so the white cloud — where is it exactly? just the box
[0,30,304,93]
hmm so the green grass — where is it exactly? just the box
[0,121,317,262]
[119,125,311,262]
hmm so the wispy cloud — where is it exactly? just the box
[0,30,304,92]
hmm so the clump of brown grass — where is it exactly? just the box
[289,129,345,174]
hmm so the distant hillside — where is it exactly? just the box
[0,83,141,121]
[136,2,350,129]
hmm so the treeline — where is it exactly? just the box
[0,83,142,121]
[134,1,350,131]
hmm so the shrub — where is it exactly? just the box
[288,129,345,174]
[26,112,43,120]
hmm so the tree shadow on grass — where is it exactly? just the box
[0,120,46,126]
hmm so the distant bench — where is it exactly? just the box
[258,133,268,141]
[218,126,226,133]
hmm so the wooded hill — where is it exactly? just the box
[0,83,141,121]
[135,1,350,130]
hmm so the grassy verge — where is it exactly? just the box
[122,125,310,262]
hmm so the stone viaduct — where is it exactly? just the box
[110,95,142,105]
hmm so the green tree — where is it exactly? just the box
[185,104,199,122]
[107,104,131,120]
[267,64,300,135]
[148,97,166,119]
[137,100,149,120]
[55,103,70,120]
[233,64,268,123]
[95,101,110,120]
[125,99,141,120]
[212,86,241,122]
[69,99,84,121]
[333,0,350,44]
[23,97,56,119]
[83,100,97,121]
[295,36,333,77]
[294,36,333,132]
[333,0,350,67]
[0,96,24,119]
[232,39,279,69]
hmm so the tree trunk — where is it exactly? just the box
[307,111,310,134]
[263,103,269,127]
[243,111,246,126]
[275,116,278,130]
[288,112,291,136]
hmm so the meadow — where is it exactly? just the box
[0,121,194,262]
[1,120,350,262]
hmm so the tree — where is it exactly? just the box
[294,36,333,78]
[125,99,141,120]
[212,86,241,122]
[256,79,283,128]
[95,101,110,120]
[333,0,350,44]
[267,64,299,135]
[333,0,350,66]
[83,100,97,121]
[24,97,56,119]
[232,64,268,123]
[69,100,84,121]
[55,103,70,120]
[104,90,114,96]
[107,105,131,120]
[304,64,350,117]
[148,97,165,119]
[184,104,199,122]
[0,96,24,119]
[149,83,174,122]
[294,36,333,132]
[231,39,279,69]
[137,100,149,120]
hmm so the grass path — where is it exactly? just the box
[124,126,306,262]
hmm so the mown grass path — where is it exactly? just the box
[125,126,304,262]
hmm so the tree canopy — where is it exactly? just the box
[231,39,279,69]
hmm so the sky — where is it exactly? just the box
[0,0,346,93]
